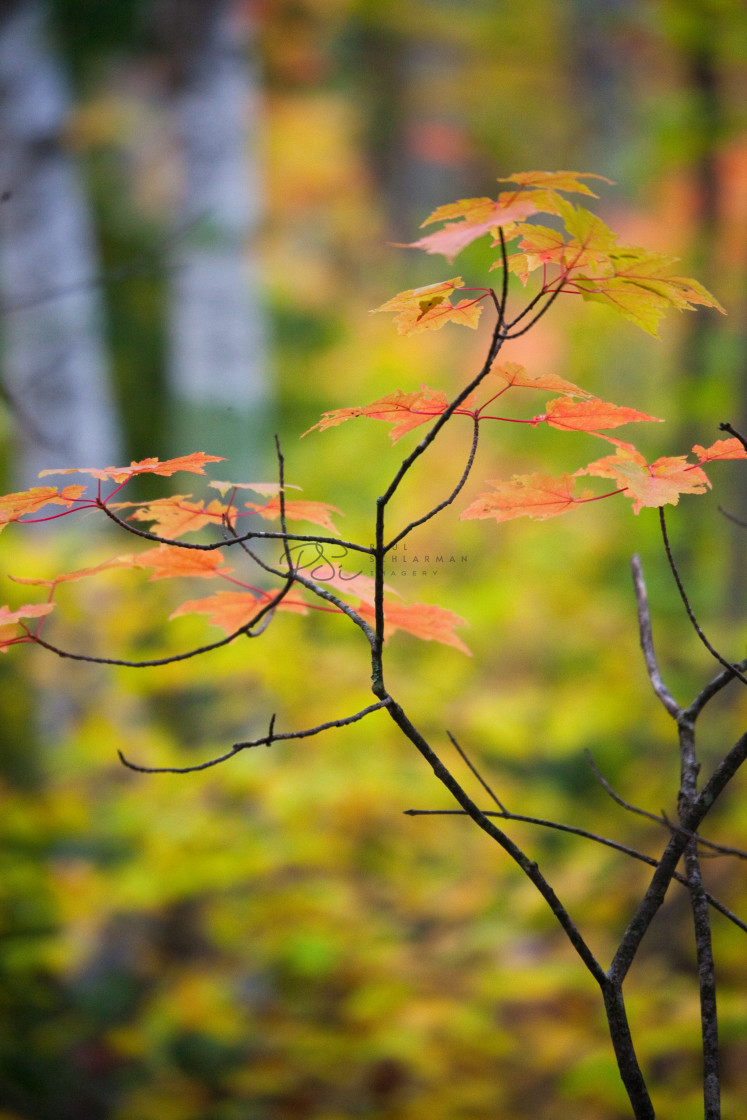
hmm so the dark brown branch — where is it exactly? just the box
[503,274,569,339]
[717,505,747,530]
[29,604,277,668]
[685,840,721,1118]
[601,984,655,1120]
[378,307,508,510]
[685,658,747,721]
[118,700,390,773]
[586,750,671,829]
[718,420,747,452]
[385,417,480,550]
[95,497,372,556]
[493,228,509,343]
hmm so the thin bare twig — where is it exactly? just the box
[446,730,507,812]
[31,607,276,669]
[118,700,390,773]
[404,808,747,933]
[659,509,747,686]
[385,417,480,549]
[685,658,747,721]
[718,505,747,529]
[585,750,669,828]
[585,750,747,861]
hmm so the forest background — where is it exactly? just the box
[0,1,746,1118]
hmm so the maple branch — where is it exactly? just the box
[586,750,676,829]
[659,509,747,686]
[269,435,377,649]
[95,498,372,557]
[28,604,278,668]
[413,713,650,1117]
[274,434,294,572]
[385,416,480,549]
[117,700,391,773]
[378,308,508,510]
[502,275,568,339]
[491,228,509,348]
[371,298,510,683]
[677,667,720,1118]
[291,566,377,648]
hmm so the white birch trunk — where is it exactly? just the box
[0,0,121,488]
[166,0,271,482]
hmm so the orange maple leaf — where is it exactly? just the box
[540,397,662,432]
[39,452,225,485]
[170,589,309,633]
[692,437,747,463]
[0,484,87,530]
[495,221,617,284]
[488,361,591,398]
[305,387,452,443]
[124,545,232,581]
[400,197,539,263]
[357,600,471,655]
[0,602,55,650]
[112,496,228,538]
[498,170,614,196]
[371,278,484,334]
[10,557,130,587]
[461,473,593,523]
[208,481,301,498]
[244,497,343,535]
[492,196,618,285]
[577,441,711,513]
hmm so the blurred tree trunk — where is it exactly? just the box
[158,0,271,481]
[357,15,472,257]
[565,0,634,181]
[663,8,746,617]
[0,0,122,488]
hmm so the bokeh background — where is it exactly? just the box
[0,1,746,1117]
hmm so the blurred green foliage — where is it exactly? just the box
[1,0,747,1117]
